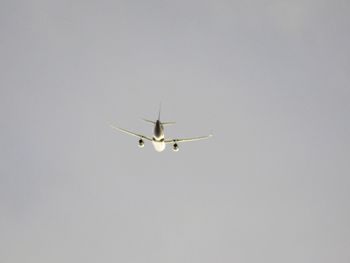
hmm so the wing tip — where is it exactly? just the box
[108,122,119,130]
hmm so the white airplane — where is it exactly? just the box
[110,109,212,152]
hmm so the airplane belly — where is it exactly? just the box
[152,141,166,152]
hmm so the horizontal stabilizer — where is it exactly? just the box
[161,121,176,125]
[142,118,156,124]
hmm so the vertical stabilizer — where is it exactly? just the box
[158,102,162,120]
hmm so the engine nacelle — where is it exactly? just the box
[138,138,145,148]
[173,143,179,152]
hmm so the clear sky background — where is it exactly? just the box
[1,0,350,262]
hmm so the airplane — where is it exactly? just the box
[109,108,212,152]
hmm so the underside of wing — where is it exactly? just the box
[109,123,153,141]
[164,134,213,144]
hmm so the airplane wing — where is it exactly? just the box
[164,134,212,144]
[109,124,153,141]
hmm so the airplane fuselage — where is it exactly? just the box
[152,120,166,152]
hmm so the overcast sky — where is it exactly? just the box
[1,0,350,262]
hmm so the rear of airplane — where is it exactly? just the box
[142,104,175,126]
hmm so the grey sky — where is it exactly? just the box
[1,0,350,262]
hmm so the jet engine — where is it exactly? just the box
[138,138,145,148]
[173,143,179,152]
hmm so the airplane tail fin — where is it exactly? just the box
[158,102,162,120]
[157,103,175,125]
